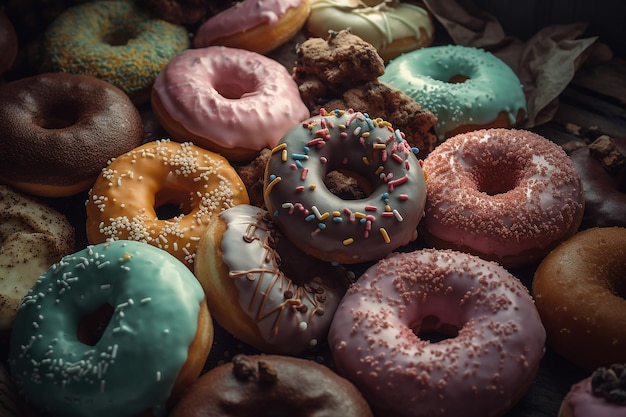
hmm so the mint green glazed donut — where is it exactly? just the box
[9,240,207,417]
[380,45,527,140]
[41,1,189,103]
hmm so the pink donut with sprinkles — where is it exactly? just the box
[263,109,427,264]
[420,128,584,268]
[329,249,546,417]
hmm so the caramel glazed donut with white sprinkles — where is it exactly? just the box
[85,140,250,268]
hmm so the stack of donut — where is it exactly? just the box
[1,1,622,416]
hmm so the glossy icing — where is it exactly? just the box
[329,249,546,417]
[263,109,427,264]
[193,0,304,47]
[86,140,249,267]
[380,45,527,139]
[306,0,433,55]
[563,376,626,417]
[218,204,348,353]
[9,241,205,417]
[153,47,309,153]
[420,129,583,267]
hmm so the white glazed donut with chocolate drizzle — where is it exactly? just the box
[194,204,351,354]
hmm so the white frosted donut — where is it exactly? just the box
[306,0,434,62]
[329,249,546,417]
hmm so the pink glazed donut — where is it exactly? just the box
[329,249,546,417]
[193,0,311,54]
[152,46,310,162]
[420,128,584,268]
[558,363,626,417]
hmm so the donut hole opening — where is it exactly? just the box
[361,0,386,6]
[613,274,626,300]
[103,28,135,46]
[448,74,470,84]
[213,80,253,100]
[154,189,193,220]
[323,169,373,200]
[78,303,114,346]
[37,107,80,129]
[472,165,521,195]
[413,315,460,343]
[232,405,300,416]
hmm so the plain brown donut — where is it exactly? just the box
[532,227,626,371]
[169,354,374,417]
[0,72,143,197]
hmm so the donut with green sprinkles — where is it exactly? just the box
[40,1,189,103]
[263,108,427,264]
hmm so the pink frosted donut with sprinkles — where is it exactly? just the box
[420,128,584,269]
[263,108,427,264]
[328,249,546,417]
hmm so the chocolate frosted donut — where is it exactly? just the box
[264,109,427,264]
[169,354,374,417]
[569,136,626,229]
[0,72,143,197]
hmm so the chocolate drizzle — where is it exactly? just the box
[591,363,626,405]
[227,210,338,338]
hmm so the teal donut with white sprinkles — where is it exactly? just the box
[9,240,209,417]
[380,44,527,140]
[41,1,189,103]
[263,108,427,264]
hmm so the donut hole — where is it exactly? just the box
[448,74,470,84]
[612,271,626,299]
[78,303,114,346]
[361,0,386,6]
[213,80,253,100]
[103,27,135,47]
[413,315,460,343]
[154,189,193,220]
[323,169,373,200]
[616,283,626,300]
[472,164,521,195]
[37,106,81,129]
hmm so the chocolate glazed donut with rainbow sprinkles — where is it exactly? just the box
[263,109,427,264]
